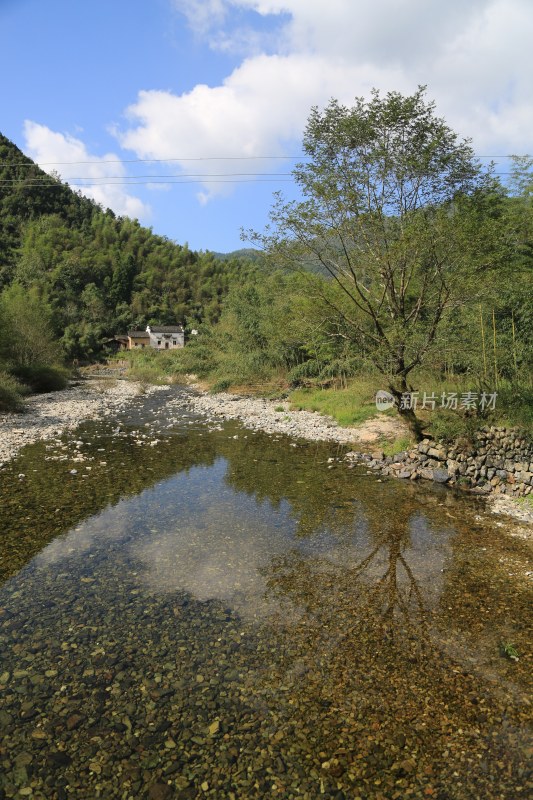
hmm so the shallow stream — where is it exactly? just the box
[0,389,531,799]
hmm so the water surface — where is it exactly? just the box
[0,390,531,799]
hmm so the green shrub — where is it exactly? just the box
[0,371,27,412]
[127,363,165,387]
[427,411,479,443]
[12,364,69,393]
[176,341,220,377]
[288,360,322,385]
[381,435,415,456]
[495,384,533,432]
[211,378,232,392]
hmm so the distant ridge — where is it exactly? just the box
[211,247,263,262]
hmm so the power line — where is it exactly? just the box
[0,155,310,168]
[0,172,294,182]
[0,173,522,188]
[0,178,295,187]
[0,154,530,168]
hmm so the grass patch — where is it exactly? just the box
[409,372,533,437]
[118,343,221,386]
[516,494,533,510]
[211,378,232,393]
[380,435,415,456]
[289,378,382,427]
[425,411,480,443]
[494,384,533,431]
[120,350,181,387]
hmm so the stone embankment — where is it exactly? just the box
[349,427,533,498]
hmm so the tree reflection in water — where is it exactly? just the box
[261,493,437,667]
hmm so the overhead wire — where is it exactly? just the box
[0,155,310,168]
[0,172,294,181]
[0,179,296,187]
[0,154,530,168]
[0,153,527,189]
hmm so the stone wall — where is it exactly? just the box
[346,426,533,497]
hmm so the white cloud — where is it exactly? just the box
[23,121,151,220]
[426,0,533,151]
[117,54,404,201]
[172,0,227,34]
[231,0,490,62]
[121,0,533,201]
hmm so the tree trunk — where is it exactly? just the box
[388,378,426,442]
[397,404,425,441]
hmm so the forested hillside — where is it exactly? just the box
[0,133,254,360]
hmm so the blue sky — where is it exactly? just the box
[1,0,532,253]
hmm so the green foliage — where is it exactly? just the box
[0,281,69,397]
[195,272,307,387]
[0,370,27,412]
[409,375,533,440]
[495,384,533,430]
[127,363,166,389]
[380,435,415,456]
[508,156,533,198]
[499,642,520,661]
[211,379,232,393]
[173,340,220,379]
[10,364,69,393]
[288,360,322,384]
[426,411,480,443]
[0,283,61,368]
[120,340,220,384]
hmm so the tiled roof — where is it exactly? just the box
[128,330,150,337]
[149,325,183,333]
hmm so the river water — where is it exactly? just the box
[0,390,531,799]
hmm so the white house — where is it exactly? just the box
[146,325,184,350]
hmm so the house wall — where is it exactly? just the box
[128,336,150,349]
[148,331,184,349]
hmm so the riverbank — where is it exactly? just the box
[0,379,154,466]
[178,387,406,445]
[1,379,532,525]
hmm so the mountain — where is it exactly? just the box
[0,134,255,359]
[212,247,264,262]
